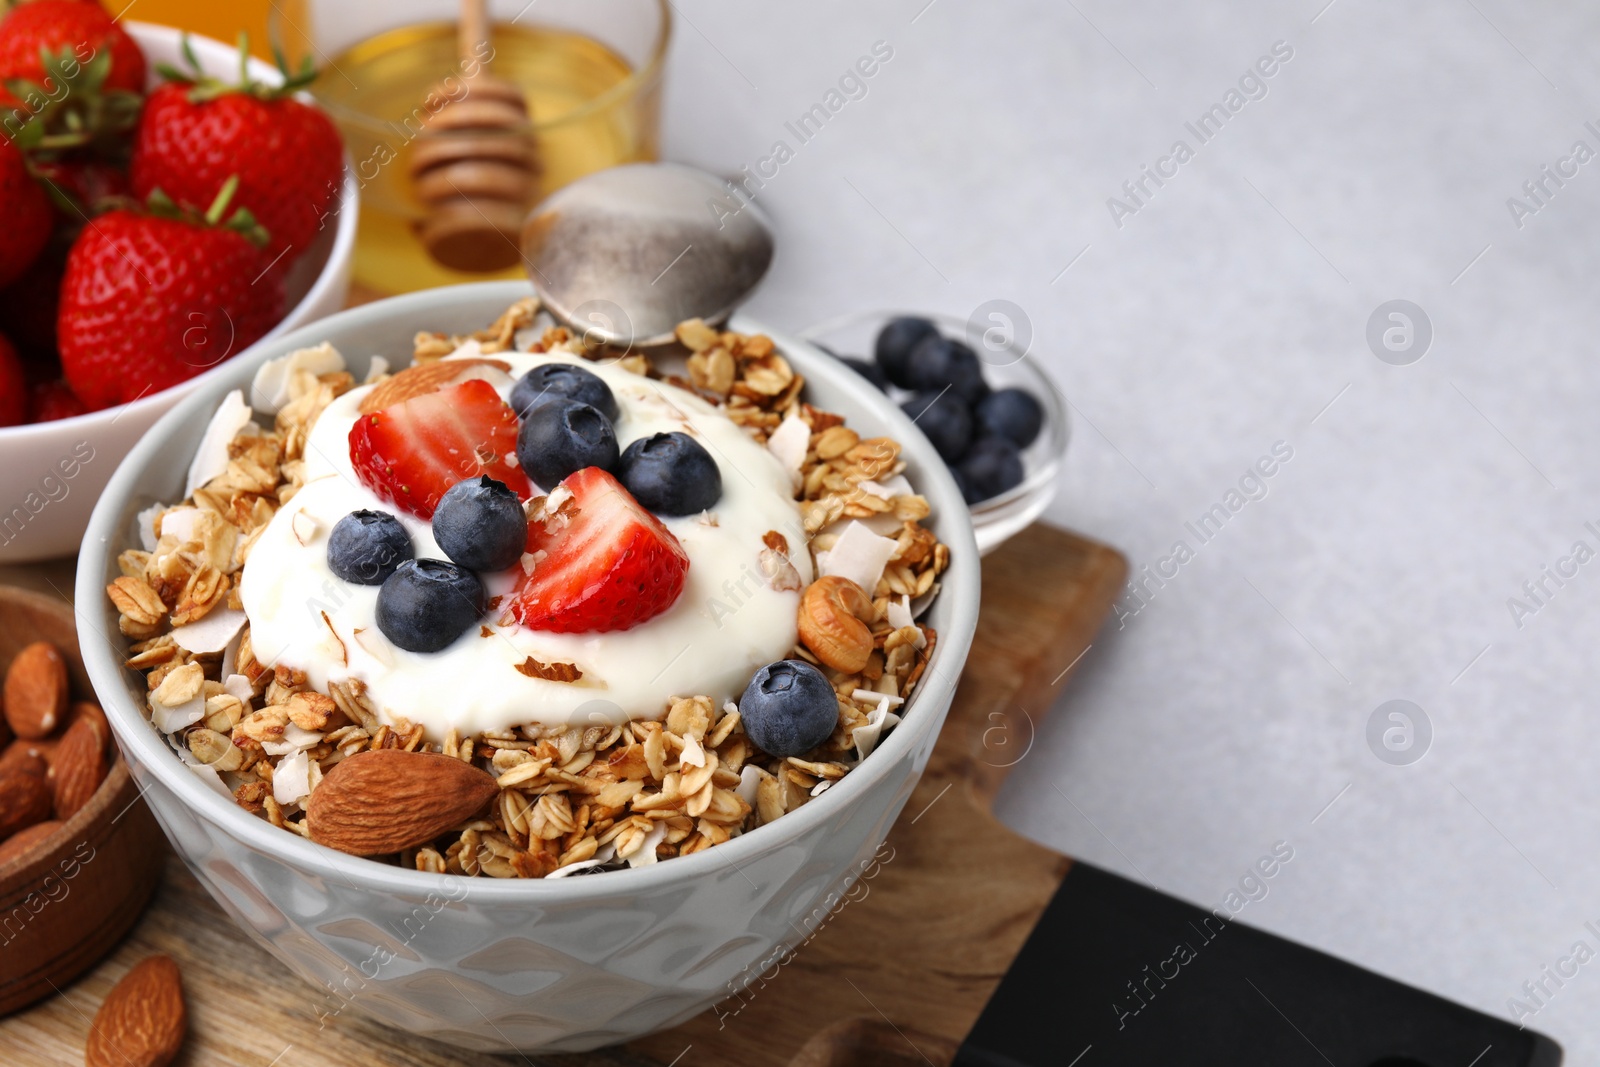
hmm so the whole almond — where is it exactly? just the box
[51,717,106,821]
[0,740,49,778]
[85,955,186,1067]
[0,768,53,839]
[0,819,60,865]
[307,748,499,855]
[358,357,511,415]
[66,701,111,753]
[3,641,68,739]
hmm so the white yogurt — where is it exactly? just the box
[239,352,812,734]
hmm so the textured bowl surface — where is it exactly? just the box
[0,23,359,564]
[0,586,165,1016]
[76,281,980,1052]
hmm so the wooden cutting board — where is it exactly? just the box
[0,522,1126,1066]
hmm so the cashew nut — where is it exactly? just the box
[798,576,875,673]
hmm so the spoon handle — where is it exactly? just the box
[459,0,490,69]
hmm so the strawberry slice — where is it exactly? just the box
[348,378,530,519]
[509,468,690,633]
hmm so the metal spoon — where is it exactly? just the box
[519,162,775,347]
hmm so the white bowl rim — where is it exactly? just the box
[0,22,360,440]
[77,280,981,902]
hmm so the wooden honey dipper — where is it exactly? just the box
[408,0,540,272]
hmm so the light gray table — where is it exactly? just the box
[663,0,1600,1059]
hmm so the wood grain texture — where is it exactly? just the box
[0,586,166,1016]
[0,523,1126,1066]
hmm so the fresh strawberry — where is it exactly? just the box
[28,379,83,422]
[0,244,64,359]
[0,0,145,110]
[349,379,530,520]
[0,136,51,290]
[32,154,128,214]
[58,180,281,410]
[509,467,690,634]
[0,332,25,426]
[131,38,342,267]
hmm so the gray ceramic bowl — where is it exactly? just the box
[76,281,980,1053]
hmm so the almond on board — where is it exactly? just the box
[51,717,106,821]
[3,641,68,739]
[85,955,186,1067]
[0,768,53,840]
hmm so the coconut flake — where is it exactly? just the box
[546,859,609,879]
[766,413,810,476]
[136,504,164,552]
[170,608,247,654]
[625,820,670,868]
[811,780,833,798]
[263,723,323,756]
[887,595,915,632]
[158,506,202,545]
[223,673,254,706]
[273,749,313,805]
[876,474,914,498]
[251,343,345,413]
[852,700,902,761]
[363,356,390,383]
[184,390,255,498]
[679,733,706,768]
[219,630,242,680]
[351,626,394,668]
[858,479,895,501]
[291,509,319,546]
[736,764,763,808]
[179,756,234,799]
[816,520,898,595]
[150,691,205,734]
[852,687,905,708]
[884,596,927,648]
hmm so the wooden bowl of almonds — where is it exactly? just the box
[0,585,165,1016]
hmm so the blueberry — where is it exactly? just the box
[615,431,721,515]
[510,362,619,421]
[739,660,840,757]
[432,476,527,572]
[375,559,485,653]
[949,465,973,503]
[874,316,938,388]
[901,390,973,462]
[974,388,1044,448]
[841,357,889,392]
[327,510,413,585]
[907,335,988,404]
[956,437,1025,504]
[516,398,618,489]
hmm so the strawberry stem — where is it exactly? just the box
[162,32,320,102]
[142,178,270,248]
[205,175,240,226]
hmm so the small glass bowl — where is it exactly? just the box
[799,310,1068,556]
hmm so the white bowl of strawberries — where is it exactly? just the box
[0,15,357,563]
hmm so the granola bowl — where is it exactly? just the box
[0,24,359,565]
[75,280,979,1053]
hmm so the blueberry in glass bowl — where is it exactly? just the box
[801,310,1068,555]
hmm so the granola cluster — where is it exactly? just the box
[109,302,948,877]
